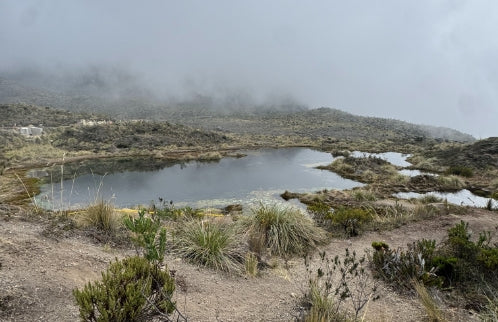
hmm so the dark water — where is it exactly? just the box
[35,148,363,210]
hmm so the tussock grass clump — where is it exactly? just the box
[244,252,259,277]
[445,165,473,178]
[413,279,447,322]
[352,188,377,202]
[419,195,443,204]
[172,219,245,273]
[482,291,498,321]
[81,199,119,232]
[245,204,327,257]
[437,175,465,190]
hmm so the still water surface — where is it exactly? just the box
[36,148,363,209]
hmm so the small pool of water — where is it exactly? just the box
[350,151,412,167]
[394,190,497,208]
[398,169,438,177]
[35,148,364,210]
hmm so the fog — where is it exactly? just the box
[1,1,497,138]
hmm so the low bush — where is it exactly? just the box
[124,209,166,263]
[74,208,184,322]
[245,204,327,257]
[331,207,373,237]
[370,240,440,290]
[302,249,378,321]
[307,201,333,227]
[172,219,245,273]
[370,221,498,310]
[445,166,474,178]
[73,256,176,321]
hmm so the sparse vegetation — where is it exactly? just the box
[153,200,204,221]
[370,221,498,310]
[244,252,259,277]
[413,279,447,322]
[73,208,182,322]
[302,250,378,321]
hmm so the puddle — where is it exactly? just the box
[394,189,497,208]
[350,151,412,167]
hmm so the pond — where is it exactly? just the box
[35,148,364,210]
[394,190,497,208]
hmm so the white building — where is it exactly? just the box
[19,126,43,136]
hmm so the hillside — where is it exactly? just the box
[0,77,474,143]
[427,137,498,169]
[169,107,475,143]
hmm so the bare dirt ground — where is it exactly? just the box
[0,204,496,321]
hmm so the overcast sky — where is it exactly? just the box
[1,1,497,138]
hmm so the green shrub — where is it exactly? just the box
[124,209,166,263]
[370,240,440,290]
[245,204,327,257]
[172,219,245,273]
[371,241,389,251]
[446,166,474,177]
[331,207,372,237]
[370,220,498,309]
[307,201,333,227]
[73,256,176,322]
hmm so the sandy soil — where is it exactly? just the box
[0,205,496,321]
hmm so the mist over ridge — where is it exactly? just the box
[1,1,497,138]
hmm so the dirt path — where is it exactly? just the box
[0,206,495,321]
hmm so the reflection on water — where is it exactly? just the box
[394,190,497,208]
[35,148,363,210]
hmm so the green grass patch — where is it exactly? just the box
[445,165,474,177]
